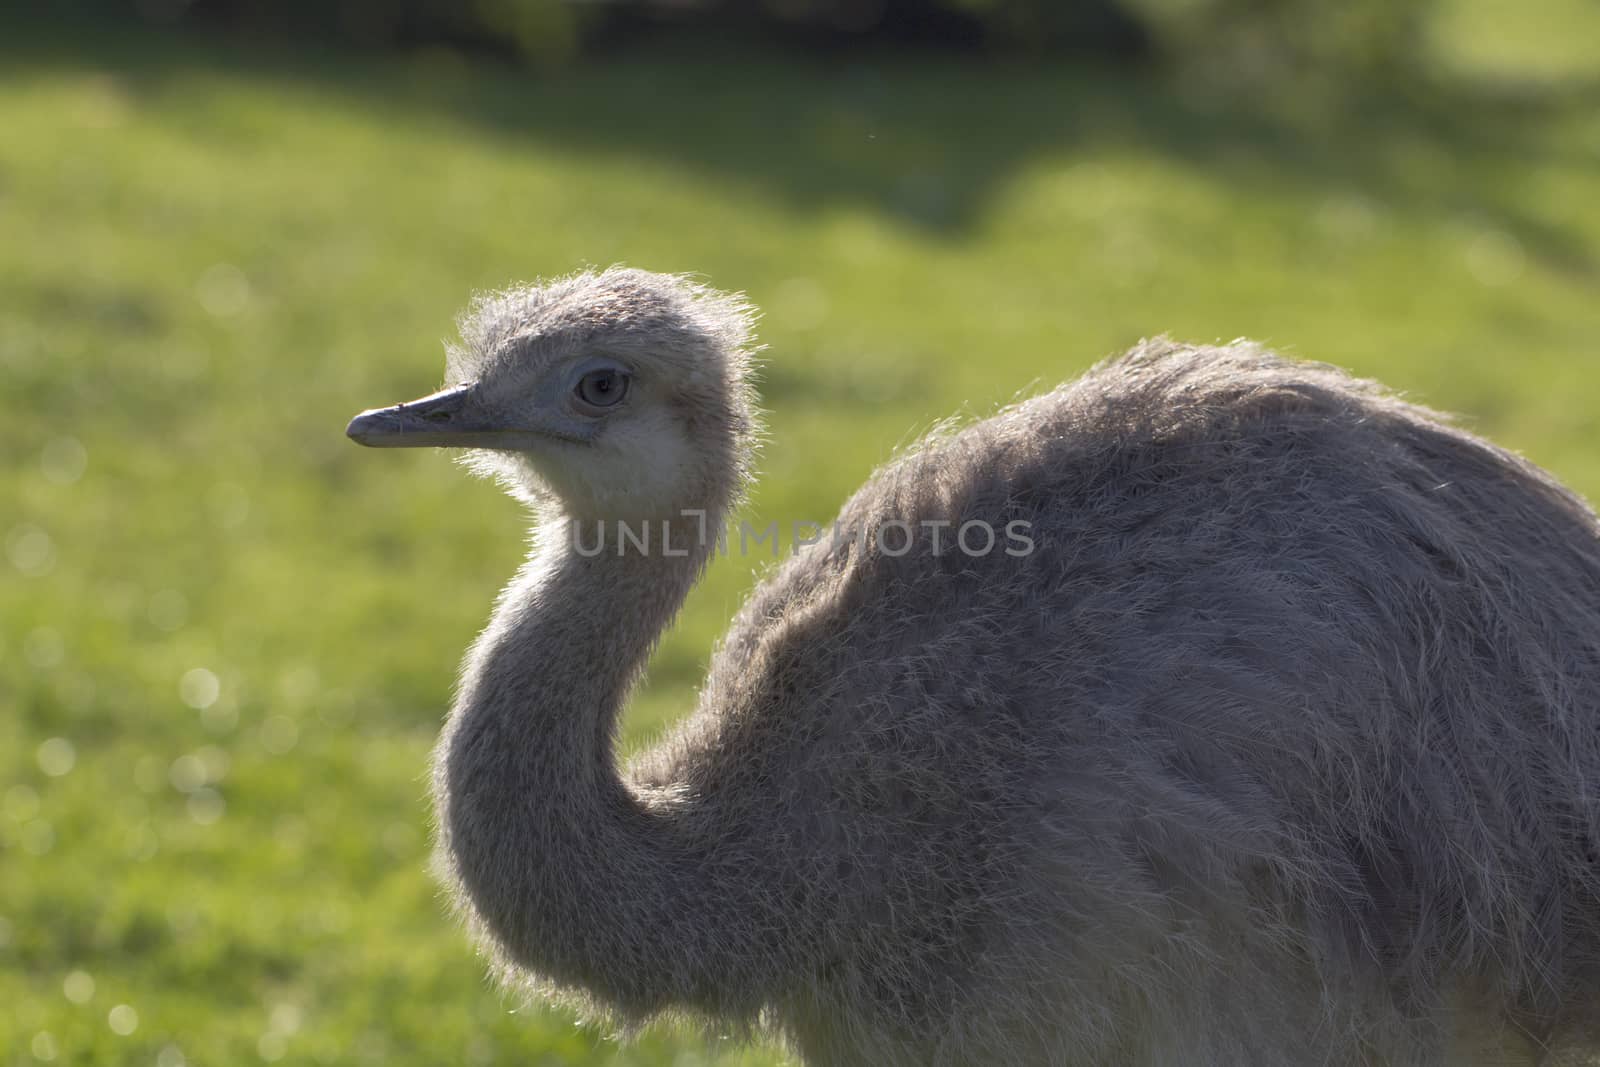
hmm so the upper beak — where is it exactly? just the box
[345,384,495,448]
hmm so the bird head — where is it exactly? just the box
[347,268,760,519]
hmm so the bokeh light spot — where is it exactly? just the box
[40,437,88,485]
[179,668,220,710]
[169,754,207,793]
[197,745,231,783]
[773,276,830,331]
[63,970,95,1004]
[274,814,308,851]
[209,482,251,529]
[269,1002,303,1036]
[277,664,321,709]
[24,628,65,670]
[107,1003,138,1036]
[31,1031,57,1061]
[1314,194,1377,241]
[201,700,240,735]
[147,589,189,632]
[260,716,300,755]
[196,262,251,317]
[126,821,160,861]
[1467,229,1526,287]
[36,737,76,777]
[187,788,225,825]
[7,524,56,577]
[22,820,57,856]
[5,784,42,822]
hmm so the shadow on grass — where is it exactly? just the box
[4,12,1597,276]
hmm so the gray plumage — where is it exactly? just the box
[347,268,1600,1066]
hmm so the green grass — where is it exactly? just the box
[2,8,1598,1065]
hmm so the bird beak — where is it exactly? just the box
[346,383,497,448]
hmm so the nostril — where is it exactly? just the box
[423,410,452,423]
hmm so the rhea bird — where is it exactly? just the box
[346,268,1600,1066]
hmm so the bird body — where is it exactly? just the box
[348,269,1600,1065]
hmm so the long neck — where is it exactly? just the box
[431,507,780,1021]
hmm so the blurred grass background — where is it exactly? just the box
[2,1,1598,1063]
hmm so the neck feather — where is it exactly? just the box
[430,505,779,1021]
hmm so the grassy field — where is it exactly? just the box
[2,6,1598,1065]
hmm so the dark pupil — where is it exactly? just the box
[581,369,625,407]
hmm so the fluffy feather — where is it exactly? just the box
[409,274,1600,1066]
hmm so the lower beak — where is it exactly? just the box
[346,384,494,448]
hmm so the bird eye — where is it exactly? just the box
[575,368,629,411]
